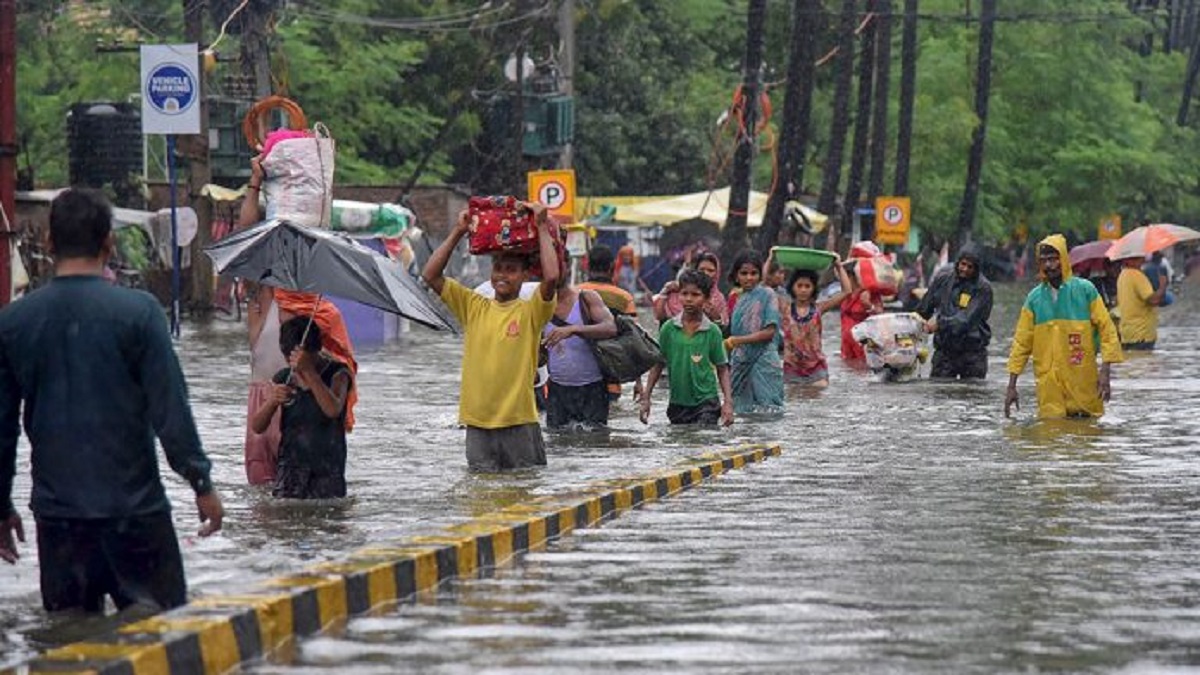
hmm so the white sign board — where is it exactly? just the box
[140,44,201,135]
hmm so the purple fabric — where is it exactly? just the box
[543,298,604,386]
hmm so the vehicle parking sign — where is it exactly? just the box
[528,169,576,220]
[875,196,911,246]
[140,44,201,135]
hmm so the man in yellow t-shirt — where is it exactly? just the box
[422,203,559,471]
[1116,255,1165,351]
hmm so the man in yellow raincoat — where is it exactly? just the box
[1005,235,1123,418]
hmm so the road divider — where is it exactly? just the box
[11,444,781,675]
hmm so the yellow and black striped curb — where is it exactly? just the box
[9,443,781,675]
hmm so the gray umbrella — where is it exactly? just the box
[205,219,457,332]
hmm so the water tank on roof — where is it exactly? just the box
[67,102,143,191]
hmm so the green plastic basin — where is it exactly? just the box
[772,246,837,271]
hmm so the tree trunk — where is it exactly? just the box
[842,0,877,245]
[724,0,768,258]
[894,0,918,195]
[817,0,860,249]
[867,0,892,208]
[1178,15,1200,125]
[760,0,820,252]
[184,0,213,312]
[954,0,996,253]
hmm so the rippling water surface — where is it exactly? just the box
[4,283,1200,673]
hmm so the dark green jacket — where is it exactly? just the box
[0,276,212,519]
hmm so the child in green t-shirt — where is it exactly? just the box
[639,269,734,426]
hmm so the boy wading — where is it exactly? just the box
[423,201,561,471]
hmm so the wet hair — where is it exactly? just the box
[49,188,111,259]
[787,268,820,297]
[727,249,764,284]
[1038,243,1061,258]
[677,268,712,296]
[588,244,615,274]
[493,251,533,270]
[279,316,323,356]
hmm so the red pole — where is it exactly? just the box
[0,0,15,306]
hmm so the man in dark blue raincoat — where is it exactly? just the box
[915,245,994,379]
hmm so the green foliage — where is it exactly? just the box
[12,0,1200,244]
[573,0,747,195]
[16,2,171,187]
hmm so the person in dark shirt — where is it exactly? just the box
[915,244,994,379]
[251,316,351,499]
[0,188,224,614]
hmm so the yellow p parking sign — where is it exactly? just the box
[527,169,576,220]
[875,196,911,246]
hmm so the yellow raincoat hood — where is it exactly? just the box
[1037,234,1072,283]
[1008,233,1123,418]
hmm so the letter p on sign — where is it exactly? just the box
[528,169,576,221]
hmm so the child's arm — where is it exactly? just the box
[250,382,291,433]
[817,256,853,313]
[421,210,471,296]
[715,364,734,427]
[726,323,777,350]
[638,363,664,424]
[657,279,676,319]
[293,361,351,420]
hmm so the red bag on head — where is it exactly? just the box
[467,196,539,255]
[850,240,883,259]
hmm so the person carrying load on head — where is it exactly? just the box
[422,201,561,471]
[1005,234,1123,419]
[914,244,994,379]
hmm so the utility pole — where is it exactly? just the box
[556,0,575,170]
[0,0,15,306]
[724,0,768,257]
[184,0,213,312]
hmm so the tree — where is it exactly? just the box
[894,0,918,195]
[866,0,892,206]
[761,0,821,251]
[842,1,877,242]
[817,0,861,238]
[723,0,768,256]
[954,0,997,251]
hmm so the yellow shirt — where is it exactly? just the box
[1116,267,1157,345]
[440,279,556,429]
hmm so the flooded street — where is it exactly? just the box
[5,282,1200,673]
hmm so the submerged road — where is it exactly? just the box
[4,283,1200,673]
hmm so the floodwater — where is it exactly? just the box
[4,282,1200,673]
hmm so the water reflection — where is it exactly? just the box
[5,283,1200,673]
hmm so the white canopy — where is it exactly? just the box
[611,187,827,231]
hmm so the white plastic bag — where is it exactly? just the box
[851,312,929,380]
[261,123,335,228]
